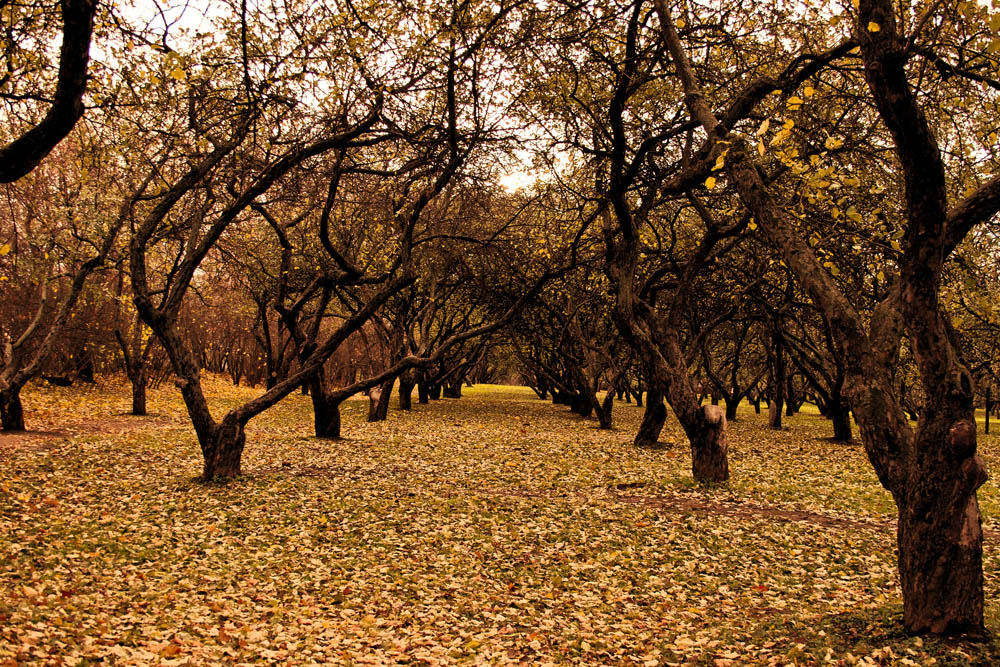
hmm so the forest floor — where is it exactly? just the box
[2,377,1000,666]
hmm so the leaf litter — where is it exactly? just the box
[2,377,999,665]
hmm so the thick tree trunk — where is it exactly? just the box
[896,422,986,634]
[443,379,462,398]
[428,384,441,400]
[0,388,26,431]
[418,382,430,404]
[689,405,729,483]
[634,388,667,448]
[398,380,414,410]
[202,420,246,481]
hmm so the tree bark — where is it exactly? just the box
[896,420,987,634]
[634,388,667,448]
[724,396,739,421]
[131,368,148,416]
[830,401,852,443]
[0,0,98,183]
[593,391,614,430]
[691,405,729,483]
[399,380,415,410]
[0,388,26,432]
[201,420,246,481]
[418,382,430,404]
[310,377,343,439]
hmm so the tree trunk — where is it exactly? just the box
[398,380,414,410]
[985,386,991,436]
[768,400,782,429]
[202,420,246,481]
[572,393,592,417]
[130,369,148,416]
[896,424,987,634]
[0,388,26,431]
[310,379,342,439]
[367,386,382,421]
[418,382,430,404]
[443,379,462,398]
[689,405,729,483]
[830,401,852,443]
[428,384,441,400]
[724,396,739,421]
[594,391,614,430]
[634,388,667,448]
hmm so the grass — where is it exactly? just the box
[1,376,998,665]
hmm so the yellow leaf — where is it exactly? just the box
[756,119,770,136]
[803,86,815,97]
[675,18,686,28]
[748,220,758,231]
[712,155,725,171]
[170,67,186,81]
[0,243,9,256]
[867,21,881,32]
[824,136,844,150]
[876,270,885,281]
[891,240,901,251]
[757,140,766,156]
[705,176,717,190]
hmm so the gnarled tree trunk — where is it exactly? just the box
[201,419,246,481]
[634,387,667,448]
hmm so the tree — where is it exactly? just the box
[656,0,1000,634]
[0,0,97,182]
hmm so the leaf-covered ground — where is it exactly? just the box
[2,378,999,665]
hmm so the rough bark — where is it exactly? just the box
[691,405,729,483]
[201,419,246,481]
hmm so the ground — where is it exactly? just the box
[2,377,999,666]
